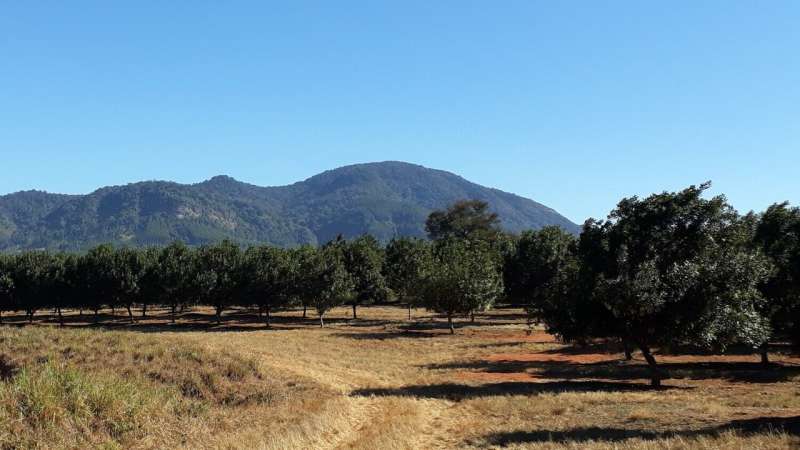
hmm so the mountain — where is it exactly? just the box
[0,161,579,251]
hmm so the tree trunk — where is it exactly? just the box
[79,308,82,317]
[623,340,633,361]
[57,307,64,327]
[171,305,177,324]
[408,303,412,321]
[94,308,99,323]
[265,304,271,328]
[448,314,454,334]
[141,304,147,318]
[471,311,475,323]
[111,305,115,316]
[303,305,307,319]
[319,313,325,328]
[126,305,134,324]
[215,306,223,324]
[27,310,34,323]
[760,343,770,366]
[352,304,358,320]
[638,343,662,387]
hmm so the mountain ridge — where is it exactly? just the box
[0,161,579,251]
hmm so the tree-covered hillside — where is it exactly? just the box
[0,162,578,250]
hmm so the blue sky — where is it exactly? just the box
[1,1,798,223]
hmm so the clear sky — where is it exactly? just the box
[1,1,798,224]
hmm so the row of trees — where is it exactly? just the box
[0,188,798,385]
[505,184,800,385]
[0,237,383,328]
[0,200,507,333]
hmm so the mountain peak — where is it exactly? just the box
[203,175,239,184]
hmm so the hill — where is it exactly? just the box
[0,161,579,250]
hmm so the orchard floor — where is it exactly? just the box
[1,305,799,449]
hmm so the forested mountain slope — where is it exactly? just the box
[0,161,578,250]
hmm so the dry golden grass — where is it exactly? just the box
[1,305,798,449]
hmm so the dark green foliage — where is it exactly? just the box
[342,235,389,319]
[111,247,146,323]
[0,255,14,321]
[556,184,772,385]
[195,240,243,323]
[425,200,502,242]
[306,241,355,327]
[157,242,196,323]
[419,239,504,333]
[242,245,297,326]
[8,251,60,322]
[504,226,577,321]
[81,244,117,320]
[384,237,433,318]
[754,202,800,347]
[136,247,162,318]
[0,162,578,251]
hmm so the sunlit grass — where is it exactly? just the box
[0,306,797,449]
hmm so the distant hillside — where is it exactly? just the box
[0,161,579,251]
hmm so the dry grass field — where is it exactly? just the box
[0,305,798,449]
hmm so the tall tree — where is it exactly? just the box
[384,237,432,320]
[420,239,503,334]
[292,246,320,319]
[307,243,354,327]
[137,247,162,318]
[112,247,145,323]
[342,235,389,319]
[504,227,578,325]
[243,246,295,327]
[425,200,501,242]
[195,240,243,324]
[0,254,15,323]
[570,184,771,386]
[157,242,196,323]
[10,251,56,323]
[754,202,800,359]
[82,244,117,322]
[49,253,74,326]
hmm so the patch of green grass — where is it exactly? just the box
[0,326,312,448]
[0,361,177,448]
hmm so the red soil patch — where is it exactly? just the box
[467,330,558,344]
[485,352,618,364]
[455,371,543,382]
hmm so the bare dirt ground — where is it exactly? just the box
[2,305,799,449]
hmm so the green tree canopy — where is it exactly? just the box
[420,239,503,333]
[384,237,432,319]
[243,245,296,327]
[568,183,771,385]
[307,242,354,327]
[425,200,501,242]
[504,226,577,323]
[754,202,800,348]
[342,235,389,319]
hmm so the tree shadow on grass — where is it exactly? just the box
[332,330,443,340]
[352,380,682,401]
[0,311,309,333]
[426,358,800,383]
[472,341,535,349]
[483,416,800,446]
